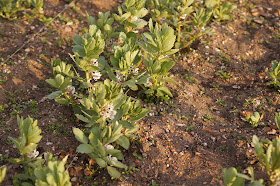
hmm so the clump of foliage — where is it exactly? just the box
[46,0,236,179]
[8,116,71,185]
[0,0,43,19]
[242,111,264,128]
[223,113,280,185]
[267,60,280,89]
[147,0,236,49]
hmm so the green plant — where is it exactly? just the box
[0,0,44,19]
[147,0,236,49]
[8,116,71,185]
[31,0,43,13]
[223,113,280,185]
[0,0,24,19]
[0,166,6,184]
[203,114,212,121]
[242,112,263,128]
[267,60,280,88]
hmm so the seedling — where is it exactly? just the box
[203,114,212,121]
[267,60,280,88]
[242,111,263,128]
[223,113,280,185]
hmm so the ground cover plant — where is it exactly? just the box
[0,0,280,185]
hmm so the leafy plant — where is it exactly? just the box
[8,116,71,185]
[242,111,263,128]
[223,113,280,185]
[267,60,280,88]
[31,0,44,13]
[113,0,148,32]
[147,0,236,49]
[0,0,44,19]
[222,167,263,186]
[0,0,24,19]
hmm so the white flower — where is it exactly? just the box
[116,72,123,82]
[107,155,118,162]
[104,145,114,151]
[65,85,75,96]
[90,71,102,81]
[130,16,138,22]
[133,68,139,75]
[179,14,187,20]
[158,55,168,60]
[26,149,39,159]
[128,67,139,75]
[133,30,139,34]
[145,78,152,87]
[100,103,117,120]
[90,59,98,67]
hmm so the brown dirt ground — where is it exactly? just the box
[1,0,280,185]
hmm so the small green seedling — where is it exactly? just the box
[242,112,263,128]
[267,60,280,88]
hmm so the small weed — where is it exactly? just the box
[183,72,196,84]
[203,114,212,121]
[185,125,194,131]
[220,145,228,151]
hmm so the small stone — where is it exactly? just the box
[46,142,53,145]
[30,26,35,30]
[232,85,240,89]
[25,48,30,53]
[142,143,150,152]
[71,177,77,182]
[65,26,72,32]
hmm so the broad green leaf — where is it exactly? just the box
[116,136,130,150]
[77,144,94,154]
[107,166,121,178]
[96,158,106,168]
[73,128,88,144]
[47,91,62,99]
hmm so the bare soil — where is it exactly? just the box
[1,0,280,185]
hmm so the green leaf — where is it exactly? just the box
[157,86,173,97]
[116,136,130,150]
[8,158,22,164]
[77,144,94,154]
[222,167,245,186]
[73,35,83,45]
[73,128,88,144]
[107,166,121,178]
[205,0,217,8]
[96,158,106,168]
[21,143,37,154]
[119,121,134,129]
[110,160,127,169]
[47,91,62,99]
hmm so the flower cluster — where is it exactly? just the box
[104,144,114,151]
[65,85,75,96]
[26,149,39,159]
[100,103,117,120]
[128,66,139,75]
[90,71,102,81]
[90,59,99,67]
[107,155,118,162]
[179,14,187,20]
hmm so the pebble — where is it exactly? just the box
[71,177,77,182]
[30,26,35,30]
[25,48,30,53]
[232,85,240,89]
